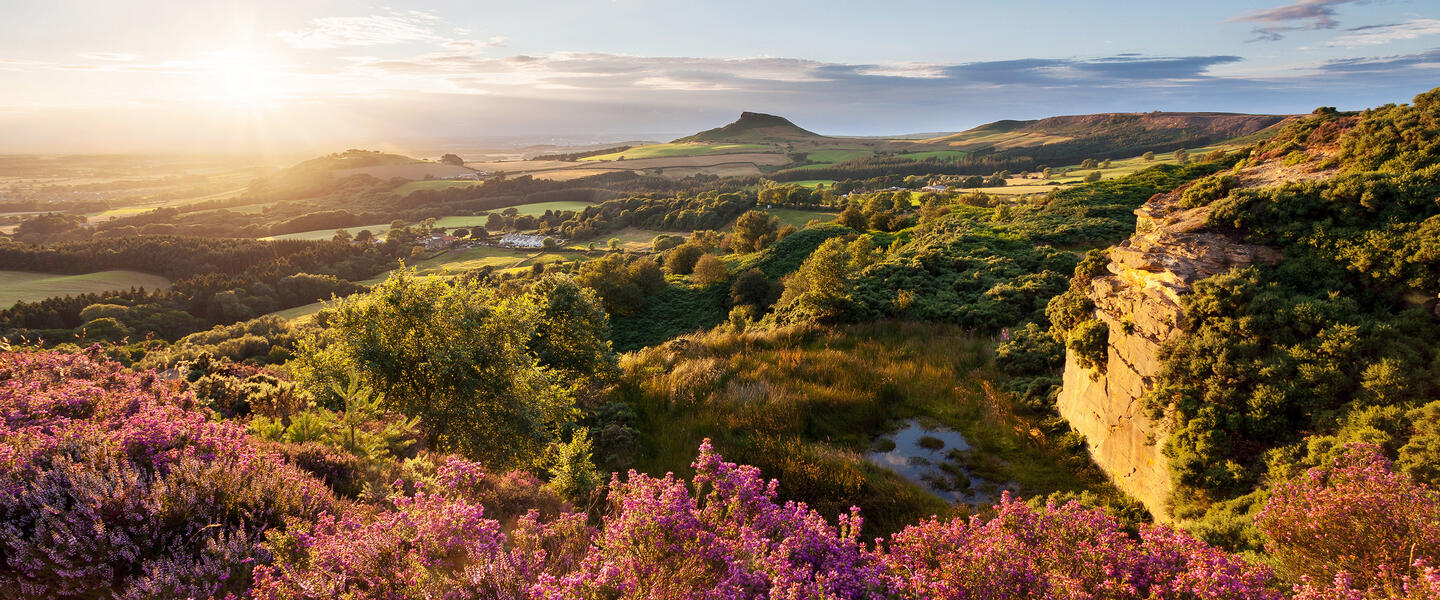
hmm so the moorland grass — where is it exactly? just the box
[612,321,1135,537]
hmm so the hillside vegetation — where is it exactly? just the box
[3,90,1439,600]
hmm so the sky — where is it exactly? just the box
[1,0,1438,153]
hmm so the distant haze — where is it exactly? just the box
[2,0,1438,153]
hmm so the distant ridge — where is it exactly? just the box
[927,112,1291,150]
[674,112,827,143]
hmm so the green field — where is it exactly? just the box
[270,301,330,321]
[432,202,596,230]
[896,150,968,161]
[262,223,392,241]
[86,206,154,220]
[430,216,493,229]
[804,149,872,163]
[958,144,1243,196]
[0,270,172,307]
[764,208,839,228]
[412,246,538,274]
[567,227,687,251]
[391,179,483,196]
[786,179,838,189]
[581,143,769,161]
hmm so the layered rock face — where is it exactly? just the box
[1057,186,1280,521]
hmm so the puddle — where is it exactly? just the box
[865,419,1013,505]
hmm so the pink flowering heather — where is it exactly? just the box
[1257,443,1440,599]
[0,349,334,598]
[539,439,894,599]
[252,458,592,599]
[1290,563,1440,600]
[881,493,1281,599]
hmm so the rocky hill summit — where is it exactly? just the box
[674,112,826,143]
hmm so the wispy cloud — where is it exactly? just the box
[348,51,1241,95]
[278,11,442,49]
[1326,19,1440,47]
[1229,0,1365,42]
[76,52,141,62]
[443,38,509,52]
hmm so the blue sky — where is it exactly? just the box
[1,0,1438,151]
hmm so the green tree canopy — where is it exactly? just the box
[528,274,618,384]
[731,210,780,253]
[294,269,574,469]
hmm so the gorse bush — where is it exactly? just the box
[1332,87,1440,173]
[294,269,583,470]
[1147,93,1440,534]
[774,160,1234,333]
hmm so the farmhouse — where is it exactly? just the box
[920,184,949,193]
[422,234,458,250]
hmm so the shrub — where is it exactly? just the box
[691,253,730,286]
[664,242,705,274]
[0,349,334,598]
[1067,318,1109,371]
[1256,444,1440,596]
[883,494,1280,599]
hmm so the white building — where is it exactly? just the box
[496,233,562,249]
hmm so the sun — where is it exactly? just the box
[200,51,282,107]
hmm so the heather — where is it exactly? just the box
[6,346,1438,598]
[0,348,335,598]
[1257,444,1440,599]
[883,494,1280,599]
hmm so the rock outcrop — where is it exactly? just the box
[1057,182,1281,521]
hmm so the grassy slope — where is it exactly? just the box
[616,322,1132,538]
[581,143,770,161]
[966,143,1242,195]
[392,180,483,196]
[608,224,852,351]
[763,208,839,228]
[0,270,172,307]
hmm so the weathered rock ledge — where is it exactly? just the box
[1056,183,1280,521]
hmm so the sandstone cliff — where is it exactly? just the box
[1056,172,1286,521]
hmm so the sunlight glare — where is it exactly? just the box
[200,51,281,107]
